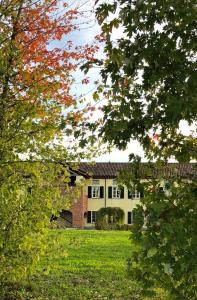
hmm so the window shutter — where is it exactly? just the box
[108,187,112,198]
[88,186,92,198]
[128,190,132,199]
[100,186,104,198]
[128,212,132,224]
[87,211,91,223]
[120,187,124,199]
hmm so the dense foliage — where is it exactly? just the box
[95,206,125,229]
[94,0,197,161]
[0,0,97,287]
[128,176,197,300]
[94,1,197,299]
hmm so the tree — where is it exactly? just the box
[128,174,197,300]
[0,0,98,291]
[93,1,197,299]
[93,0,196,161]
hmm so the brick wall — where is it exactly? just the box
[71,189,88,229]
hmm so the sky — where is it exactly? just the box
[64,0,146,162]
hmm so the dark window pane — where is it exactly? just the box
[92,211,97,223]
[108,186,112,198]
[128,212,131,224]
[100,186,104,198]
[87,211,91,223]
[88,186,92,198]
[128,190,132,199]
[120,187,124,199]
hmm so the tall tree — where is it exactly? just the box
[93,1,197,299]
[94,0,197,161]
[0,0,98,288]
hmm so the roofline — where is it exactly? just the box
[69,167,90,178]
[57,162,196,180]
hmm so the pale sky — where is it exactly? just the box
[94,140,146,162]
[66,0,145,162]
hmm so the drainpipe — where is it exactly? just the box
[105,178,107,208]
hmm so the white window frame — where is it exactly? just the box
[92,186,100,198]
[132,190,140,199]
[112,186,120,198]
[88,211,97,223]
[91,211,97,223]
[128,211,134,224]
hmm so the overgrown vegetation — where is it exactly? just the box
[91,0,197,299]
[95,207,125,230]
[129,176,197,300]
[0,0,98,287]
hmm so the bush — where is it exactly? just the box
[95,207,125,230]
[95,209,133,231]
[0,162,78,286]
[95,223,133,231]
[116,224,133,231]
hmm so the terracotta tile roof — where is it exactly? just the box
[78,162,196,179]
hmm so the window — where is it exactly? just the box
[112,186,120,198]
[132,190,140,199]
[128,189,141,199]
[87,211,97,223]
[92,211,97,223]
[88,186,104,198]
[128,212,134,224]
[92,186,100,198]
[108,186,124,199]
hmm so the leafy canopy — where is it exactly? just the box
[0,0,98,287]
[94,1,197,299]
[94,0,197,161]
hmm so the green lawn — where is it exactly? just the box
[7,230,167,300]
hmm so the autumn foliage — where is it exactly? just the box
[1,0,98,121]
[0,0,98,291]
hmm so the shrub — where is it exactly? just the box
[128,181,197,300]
[95,207,125,230]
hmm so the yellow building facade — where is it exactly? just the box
[84,178,141,227]
[68,162,195,228]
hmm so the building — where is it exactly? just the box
[60,162,196,229]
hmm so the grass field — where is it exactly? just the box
[6,230,167,300]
